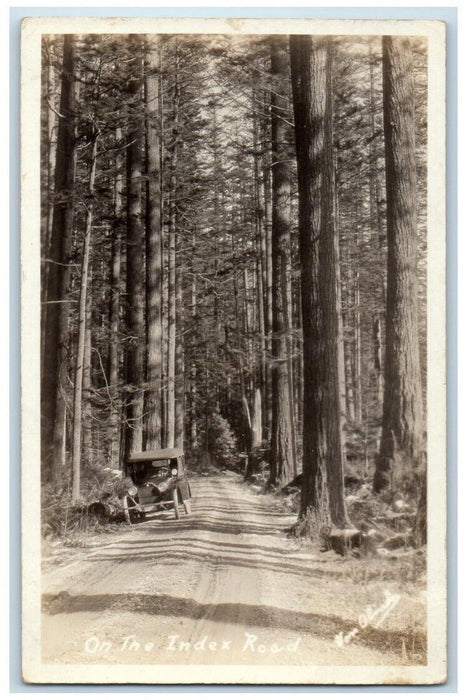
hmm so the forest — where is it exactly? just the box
[40,32,427,546]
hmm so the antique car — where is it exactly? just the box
[122,448,192,524]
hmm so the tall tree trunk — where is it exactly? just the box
[251,388,262,450]
[290,35,322,515]
[41,34,76,484]
[166,211,176,448]
[373,315,383,405]
[232,232,246,401]
[243,267,254,402]
[260,106,273,436]
[125,38,145,457]
[161,248,169,448]
[41,39,58,334]
[108,129,123,470]
[284,222,298,478]
[244,387,263,480]
[144,35,163,451]
[353,247,363,423]
[334,184,348,432]
[320,43,349,526]
[167,47,181,448]
[252,95,267,436]
[413,464,427,545]
[293,278,303,452]
[269,37,295,487]
[82,270,93,471]
[374,36,423,493]
[189,236,198,449]
[256,253,266,413]
[71,131,98,502]
[344,333,356,421]
[368,38,385,406]
[174,280,185,449]
[290,35,351,528]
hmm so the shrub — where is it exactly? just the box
[41,465,126,539]
[41,486,93,538]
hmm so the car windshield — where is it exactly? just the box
[129,461,171,484]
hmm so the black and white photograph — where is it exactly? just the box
[21,16,446,685]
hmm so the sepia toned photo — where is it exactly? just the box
[21,16,446,685]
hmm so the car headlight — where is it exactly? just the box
[171,468,178,476]
[128,486,138,497]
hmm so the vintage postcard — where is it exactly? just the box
[21,16,447,684]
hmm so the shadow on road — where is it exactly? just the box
[41,589,426,660]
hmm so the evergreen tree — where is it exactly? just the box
[374,36,423,493]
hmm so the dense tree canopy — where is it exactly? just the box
[40,32,427,534]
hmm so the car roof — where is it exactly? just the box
[127,448,185,463]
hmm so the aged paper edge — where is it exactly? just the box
[20,15,447,685]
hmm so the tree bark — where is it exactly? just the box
[41,38,58,336]
[124,37,145,457]
[144,35,163,450]
[167,46,182,448]
[189,236,198,449]
[108,129,123,470]
[251,388,262,450]
[319,43,350,527]
[353,248,363,423]
[374,36,423,493]
[344,334,356,421]
[71,131,98,502]
[413,466,427,545]
[232,232,246,401]
[260,105,273,435]
[334,176,348,430]
[290,35,322,514]
[368,38,385,406]
[82,269,93,471]
[243,267,254,401]
[41,34,76,484]
[252,95,267,434]
[166,211,176,448]
[269,37,295,487]
[290,36,351,528]
[174,278,185,449]
[373,315,383,405]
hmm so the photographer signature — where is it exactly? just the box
[334,590,401,647]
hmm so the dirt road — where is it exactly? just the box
[42,472,426,668]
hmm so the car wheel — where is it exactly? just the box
[129,508,142,525]
[123,496,132,524]
[172,488,180,519]
[124,496,142,524]
[128,510,138,524]
[183,498,192,515]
